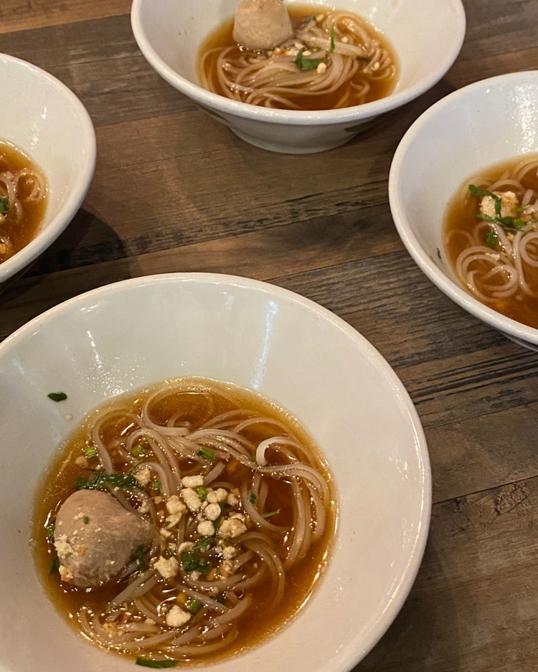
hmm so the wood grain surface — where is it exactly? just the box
[1,1,537,670]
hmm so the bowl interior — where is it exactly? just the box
[0,55,95,279]
[390,72,538,342]
[135,0,464,96]
[0,275,430,672]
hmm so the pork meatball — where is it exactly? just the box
[233,0,293,50]
[54,489,153,589]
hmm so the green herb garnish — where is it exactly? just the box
[180,538,214,574]
[48,392,67,402]
[469,184,502,215]
[75,471,137,491]
[82,515,90,525]
[193,537,214,553]
[249,492,257,504]
[329,26,336,53]
[186,598,203,614]
[131,444,146,458]
[295,49,324,71]
[83,445,97,458]
[485,230,499,248]
[133,544,148,571]
[0,196,9,215]
[195,486,208,500]
[49,555,60,575]
[151,478,161,492]
[180,550,211,574]
[468,184,525,231]
[197,447,215,461]
[263,509,281,519]
[479,212,525,230]
[45,522,55,540]
[135,659,178,669]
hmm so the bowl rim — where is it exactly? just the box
[388,70,538,346]
[0,53,96,284]
[130,0,466,126]
[0,272,432,671]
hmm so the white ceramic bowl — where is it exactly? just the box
[0,274,430,672]
[0,54,96,286]
[389,71,538,351]
[131,0,465,154]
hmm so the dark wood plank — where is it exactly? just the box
[0,0,130,34]
[1,1,538,671]
[357,474,538,672]
[0,16,191,126]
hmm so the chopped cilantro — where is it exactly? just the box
[197,447,215,461]
[151,478,161,492]
[329,26,336,53]
[133,544,148,571]
[48,392,67,402]
[479,213,525,230]
[75,471,137,491]
[131,442,147,458]
[83,445,97,458]
[82,516,90,525]
[249,492,257,504]
[195,486,208,500]
[469,184,526,231]
[135,659,178,669]
[485,230,499,248]
[469,184,502,216]
[193,537,214,553]
[295,50,324,71]
[180,538,213,574]
[49,555,60,575]
[45,522,55,540]
[186,598,203,614]
[180,550,211,574]
[0,196,9,215]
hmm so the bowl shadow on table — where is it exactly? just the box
[0,207,143,306]
[30,208,131,276]
[355,541,463,672]
[343,78,458,153]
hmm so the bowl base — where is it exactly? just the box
[230,128,352,154]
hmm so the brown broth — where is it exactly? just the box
[198,5,399,111]
[444,155,538,329]
[32,379,337,665]
[0,140,47,263]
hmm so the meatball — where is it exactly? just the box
[233,0,293,50]
[54,490,153,589]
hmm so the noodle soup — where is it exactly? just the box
[199,5,399,111]
[34,378,336,666]
[444,155,538,329]
[0,140,47,263]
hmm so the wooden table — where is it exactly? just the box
[1,1,537,670]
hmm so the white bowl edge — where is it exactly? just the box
[389,71,538,348]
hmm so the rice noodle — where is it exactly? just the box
[451,162,538,312]
[0,161,45,263]
[57,378,333,663]
[199,9,397,110]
